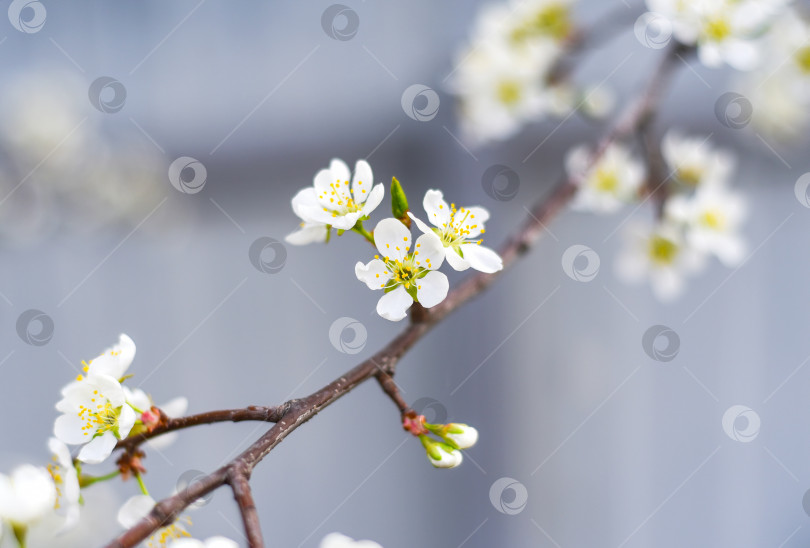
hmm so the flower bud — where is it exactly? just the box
[390,177,410,227]
[442,423,479,450]
[420,435,463,469]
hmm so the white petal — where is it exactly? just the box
[407,212,434,236]
[416,271,449,308]
[459,243,503,273]
[329,158,351,188]
[445,247,471,271]
[285,222,328,246]
[204,537,240,548]
[360,183,385,217]
[48,438,72,468]
[376,286,413,321]
[351,160,373,203]
[0,465,56,525]
[117,495,156,529]
[373,218,412,261]
[88,334,136,379]
[312,168,337,208]
[87,374,126,407]
[423,189,451,228]
[124,387,151,412]
[329,211,363,231]
[77,432,117,464]
[54,413,89,445]
[118,404,137,438]
[413,232,445,271]
[146,432,179,451]
[456,206,489,238]
[355,259,391,290]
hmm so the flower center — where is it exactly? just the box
[437,203,483,248]
[78,390,120,437]
[319,179,363,218]
[511,3,571,42]
[47,460,64,509]
[648,235,679,265]
[675,165,703,186]
[700,209,725,229]
[497,80,522,107]
[704,18,731,42]
[796,46,810,75]
[149,518,191,548]
[594,168,619,193]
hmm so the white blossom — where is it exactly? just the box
[320,532,383,548]
[615,220,706,302]
[124,387,189,450]
[409,190,502,273]
[46,438,81,532]
[566,143,645,213]
[355,218,449,321]
[666,184,747,267]
[288,159,384,236]
[0,464,57,528]
[661,131,734,188]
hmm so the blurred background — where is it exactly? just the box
[2,1,810,546]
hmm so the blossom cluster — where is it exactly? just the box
[286,158,504,321]
[566,131,747,301]
[403,414,479,469]
[647,0,791,70]
[448,0,613,144]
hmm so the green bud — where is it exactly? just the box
[391,177,410,226]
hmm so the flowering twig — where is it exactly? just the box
[105,42,686,548]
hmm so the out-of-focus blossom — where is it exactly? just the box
[566,143,646,213]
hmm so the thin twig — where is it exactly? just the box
[228,466,263,548]
[105,42,689,548]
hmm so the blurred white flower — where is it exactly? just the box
[320,532,383,548]
[289,158,384,233]
[566,143,645,213]
[47,438,81,532]
[118,495,192,546]
[355,218,448,321]
[615,221,706,302]
[508,0,576,45]
[0,464,57,529]
[647,0,786,70]
[451,39,557,144]
[167,536,238,548]
[408,190,502,273]
[666,185,747,267]
[661,131,734,187]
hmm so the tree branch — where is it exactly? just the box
[105,42,688,548]
[228,466,263,548]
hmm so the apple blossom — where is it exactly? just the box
[320,532,383,548]
[288,158,384,236]
[409,190,502,273]
[566,143,645,213]
[46,438,81,532]
[355,218,449,321]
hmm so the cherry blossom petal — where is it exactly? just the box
[373,218,411,262]
[355,259,392,290]
[77,432,118,464]
[351,160,373,204]
[413,232,445,271]
[360,183,385,218]
[416,271,449,308]
[423,189,451,228]
[459,243,503,273]
[376,286,413,321]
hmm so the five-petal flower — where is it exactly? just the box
[355,218,449,321]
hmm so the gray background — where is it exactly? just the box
[1,1,809,547]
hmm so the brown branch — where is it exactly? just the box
[228,466,263,548]
[104,42,688,548]
[115,405,286,452]
[375,372,410,415]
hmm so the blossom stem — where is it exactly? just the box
[351,221,375,244]
[79,469,121,488]
[133,470,149,496]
